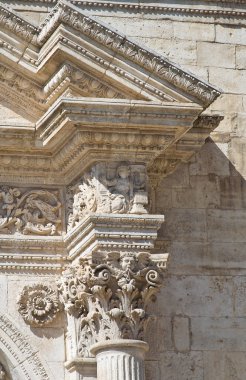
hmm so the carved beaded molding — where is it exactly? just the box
[6,0,246,21]
[0,0,223,186]
[57,251,167,356]
[0,1,220,106]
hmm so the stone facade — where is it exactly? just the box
[0,0,245,379]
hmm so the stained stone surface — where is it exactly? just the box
[0,0,245,379]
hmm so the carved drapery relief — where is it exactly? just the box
[58,251,167,357]
[17,284,62,326]
[0,188,61,235]
[67,162,148,230]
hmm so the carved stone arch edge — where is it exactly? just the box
[0,313,55,380]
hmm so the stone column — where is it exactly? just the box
[58,160,168,380]
[91,340,148,380]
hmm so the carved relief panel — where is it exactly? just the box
[66,162,148,231]
[0,187,62,235]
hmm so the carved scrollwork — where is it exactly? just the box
[0,187,61,235]
[58,251,167,356]
[67,162,148,230]
[17,284,62,326]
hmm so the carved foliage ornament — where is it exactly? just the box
[58,252,166,356]
[0,187,61,235]
[67,162,148,230]
[18,284,62,326]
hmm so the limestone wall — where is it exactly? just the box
[1,1,246,379]
[89,5,246,380]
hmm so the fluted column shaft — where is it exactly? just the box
[91,340,149,380]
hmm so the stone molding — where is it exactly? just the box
[0,1,223,185]
[0,1,220,106]
[0,314,55,379]
[5,0,246,24]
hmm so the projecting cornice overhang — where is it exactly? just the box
[0,0,222,184]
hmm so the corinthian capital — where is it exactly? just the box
[58,251,167,357]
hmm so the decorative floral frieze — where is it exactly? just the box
[17,284,62,326]
[58,251,167,356]
[0,187,61,235]
[67,162,148,230]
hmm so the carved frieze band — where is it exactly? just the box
[0,187,61,236]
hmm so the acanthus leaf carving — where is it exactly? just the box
[0,187,61,236]
[58,251,167,357]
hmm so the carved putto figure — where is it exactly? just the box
[18,284,61,326]
[0,187,61,235]
[58,251,167,356]
[67,162,148,230]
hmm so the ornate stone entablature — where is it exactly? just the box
[0,2,224,379]
[0,0,222,185]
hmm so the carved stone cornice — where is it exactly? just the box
[0,1,220,107]
[0,1,223,186]
[0,3,37,43]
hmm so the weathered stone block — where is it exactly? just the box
[189,141,230,176]
[236,45,246,69]
[159,209,207,242]
[95,16,173,38]
[207,209,246,242]
[209,67,246,93]
[197,42,235,68]
[172,175,220,209]
[157,275,233,317]
[216,24,246,45]
[145,361,160,380]
[173,316,190,352]
[158,164,190,189]
[145,317,173,357]
[191,317,246,351]
[204,351,246,380]
[160,352,203,380]
[173,21,215,41]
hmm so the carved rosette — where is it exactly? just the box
[58,252,167,357]
[18,284,62,326]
